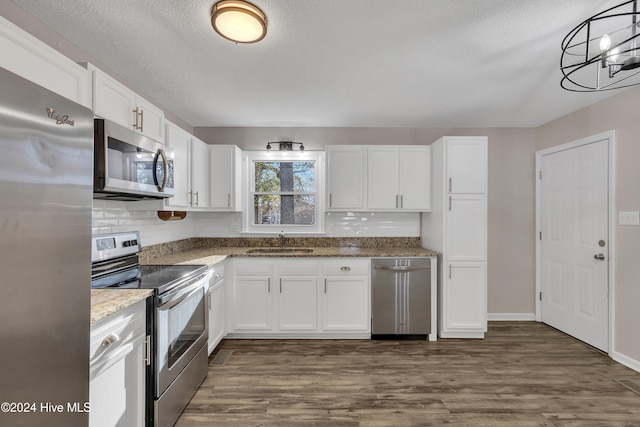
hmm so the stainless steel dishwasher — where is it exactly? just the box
[371,258,431,339]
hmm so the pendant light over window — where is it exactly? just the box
[211,1,267,44]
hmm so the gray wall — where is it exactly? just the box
[536,85,640,366]
[195,127,538,316]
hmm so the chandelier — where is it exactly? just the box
[561,0,640,91]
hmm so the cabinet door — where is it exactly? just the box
[446,194,487,261]
[208,281,226,354]
[93,70,136,130]
[231,276,272,330]
[135,96,164,142]
[191,138,209,208]
[327,146,366,210]
[367,146,398,209]
[89,301,146,427]
[278,276,318,331]
[322,276,369,331]
[164,122,191,208]
[442,262,486,335]
[0,18,92,108]
[446,138,487,194]
[398,146,431,210]
[209,145,241,211]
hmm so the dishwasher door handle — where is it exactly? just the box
[373,265,430,272]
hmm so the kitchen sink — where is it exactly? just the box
[245,248,314,254]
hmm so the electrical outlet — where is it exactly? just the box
[618,211,640,226]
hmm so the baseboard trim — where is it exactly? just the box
[488,313,536,321]
[611,350,640,374]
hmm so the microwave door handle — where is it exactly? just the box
[153,148,168,192]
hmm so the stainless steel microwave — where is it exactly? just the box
[93,119,174,200]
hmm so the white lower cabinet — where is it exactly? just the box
[89,300,147,427]
[232,273,273,331]
[440,262,487,338]
[321,259,370,332]
[278,275,318,331]
[207,262,226,354]
[229,258,370,337]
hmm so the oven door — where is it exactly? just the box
[155,274,208,396]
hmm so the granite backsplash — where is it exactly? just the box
[140,237,422,261]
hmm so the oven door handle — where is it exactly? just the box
[157,276,207,307]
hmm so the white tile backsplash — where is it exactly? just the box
[93,200,421,245]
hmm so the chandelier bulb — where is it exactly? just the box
[600,34,611,51]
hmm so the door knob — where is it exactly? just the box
[594,253,606,260]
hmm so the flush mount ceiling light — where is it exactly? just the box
[211,0,267,44]
[561,0,640,91]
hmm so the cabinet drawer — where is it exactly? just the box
[90,300,146,364]
[234,259,274,275]
[277,260,317,276]
[320,259,370,275]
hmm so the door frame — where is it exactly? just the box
[535,130,616,354]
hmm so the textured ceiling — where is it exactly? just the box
[12,0,626,128]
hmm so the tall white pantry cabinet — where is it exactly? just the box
[421,136,488,339]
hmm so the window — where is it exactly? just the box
[244,151,324,233]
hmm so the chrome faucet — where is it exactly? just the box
[278,231,286,249]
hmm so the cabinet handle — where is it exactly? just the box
[449,177,452,193]
[400,194,403,208]
[396,194,399,208]
[448,196,452,211]
[449,264,452,279]
[324,278,327,293]
[268,278,271,293]
[227,193,231,207]
[132,107,139,130]
[208,292,211,309]
[279,278,282,293]
[194,191,199,207]
[144,335,151,366]
[329,193,332,208]
[139,109,144,132]
[101,333,120,347]
[340,266,351,271]
[189,191,193,206]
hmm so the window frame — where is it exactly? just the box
[243,150,325,234]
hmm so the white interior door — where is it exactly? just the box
[540,139,609,351]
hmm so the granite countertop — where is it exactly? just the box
[92,243,439,324]
[91,289,153,324]
[142,246,439,265]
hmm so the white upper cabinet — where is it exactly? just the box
[165,122,209,209]
[367,146,431,211]
[0,16,91,108]
[91,66,165,142]
[209,145,242,211]
[164,122,192,208]
[446,138,488,194]
[190,137,210,209]
[326,146,366,210]
[398,146,431,210]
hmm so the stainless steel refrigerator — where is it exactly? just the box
[0,66,93,426]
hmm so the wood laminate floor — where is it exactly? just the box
[176,322,640,426]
